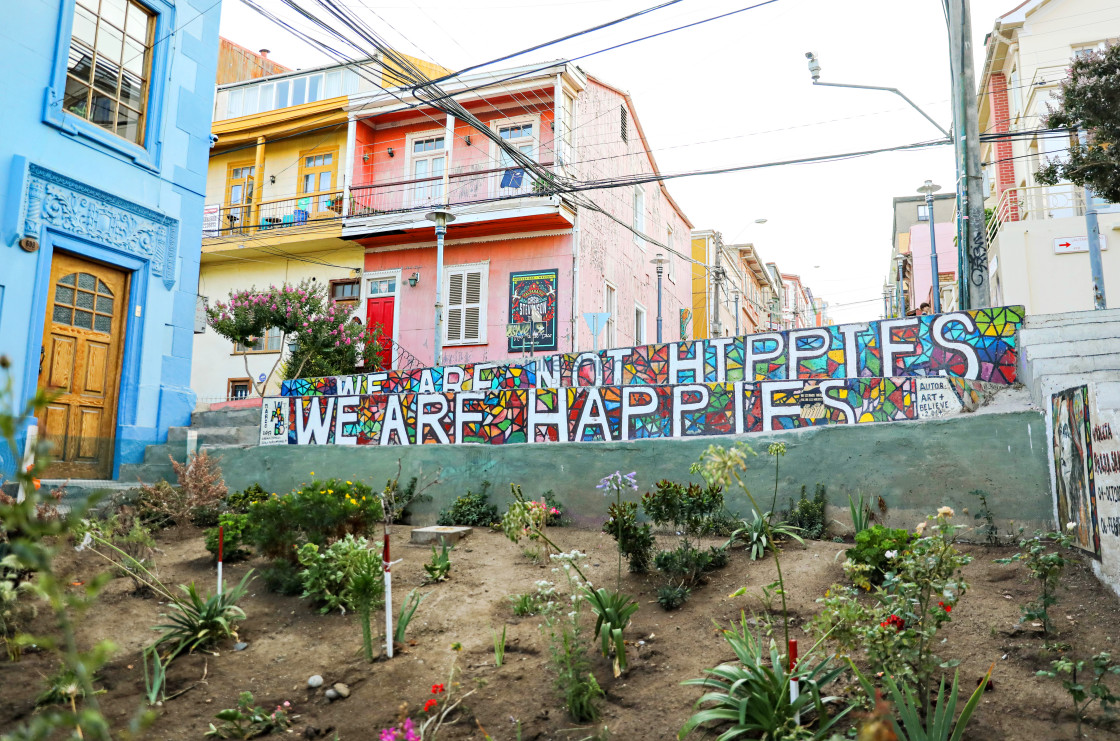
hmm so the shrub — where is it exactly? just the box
[226,483,269,513]
[204,513,252,562]
[248,478,382,562]
[154,571,253,660]
[296,534,383,614]
[422,542,453,584]
[846,524,913,586]
[788,483,827,539]
[0,578,35,661]
[543,490,566,527]
[602,501,655,573]
[656,583,690,610]
[642,479,725,546]
[172,450,228,524]
[206,691,292,739]
[654,544,713,588]
[995,528,1076,635]
[261,560,303,596]
[437,481,498,527]
[815,509,970,707]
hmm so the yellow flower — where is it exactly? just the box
[327,489,334,495]
[346,481,353,485]
[310,471,315,475]
[362,496,366,501]
[937,506,954,518]
[915,521,927,536]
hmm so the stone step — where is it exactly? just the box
[1023,308,1120,329]
[190,407,261,429]
[167,425,259,447]
[143,443,186,465]
[1028,353,1120,380]
[1023,340,1120,361]
[118,462,176,486]
[1019,322,1120,347]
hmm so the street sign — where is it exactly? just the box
[1054,235,1108,254]
[584,312,610,353]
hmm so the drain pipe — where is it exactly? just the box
[571,210,581,353]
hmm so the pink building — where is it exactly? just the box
[907,221,958,311]
[340,63,693,368]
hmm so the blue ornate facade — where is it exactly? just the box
[0,0,221,477]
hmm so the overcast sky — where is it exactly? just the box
[218,0,1015,324]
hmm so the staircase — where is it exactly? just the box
[117,405,261,486]
[1017,308,1120,408]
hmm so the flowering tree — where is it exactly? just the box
[206,279,383,397]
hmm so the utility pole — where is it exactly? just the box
[711,233,724,337]
[948,0,990,308]
[1078,130,1108,309]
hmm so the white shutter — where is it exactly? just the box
[443,264,488,345]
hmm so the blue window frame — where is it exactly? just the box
[41,0,175,172]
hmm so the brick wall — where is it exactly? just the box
[988,72,1019,221]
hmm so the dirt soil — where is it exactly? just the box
[3,524,1120,741]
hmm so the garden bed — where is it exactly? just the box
[3,523,1120,740]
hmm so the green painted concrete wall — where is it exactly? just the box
[213,410,1053,533]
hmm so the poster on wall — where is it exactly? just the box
[508,269,558,353]
[1051,385,1100,557]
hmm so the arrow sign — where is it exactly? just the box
[1054,235,1108,254]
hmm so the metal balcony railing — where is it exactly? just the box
[986,184,1088,247]
[349,162,558,217]
[203,190,345,237]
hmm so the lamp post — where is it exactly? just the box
[425,209,456,365]
[650,252,668,342]
[917,180,942,313]
[731,289,740,336]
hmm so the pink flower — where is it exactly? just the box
[379,730,398,741]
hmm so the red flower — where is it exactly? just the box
[939,601,952,613]
[881,614,905,632]
[423,699,438,712]
[431,683,445,695]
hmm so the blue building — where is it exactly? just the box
[0,0,221,479]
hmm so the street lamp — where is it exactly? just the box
[917,180,942,313]
[650,252,669,342]
[425,209,456,365]
[731,289,740,336]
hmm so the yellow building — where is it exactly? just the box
[192,44,444,403]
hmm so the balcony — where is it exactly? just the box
[203,191,344,239]
[343,163,576,247]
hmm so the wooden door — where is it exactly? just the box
[37,253,129,479]
[366,295,395,370]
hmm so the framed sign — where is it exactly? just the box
[508,269,558,352]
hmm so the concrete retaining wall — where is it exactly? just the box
[208,409,1052,534]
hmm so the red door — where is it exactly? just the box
[366,296,395,369]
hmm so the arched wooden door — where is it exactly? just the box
[36,252,129,479]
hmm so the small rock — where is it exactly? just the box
[234,642,248,651]
[325,689,339,701]
[332,683,350,698]
[307,675,323,689]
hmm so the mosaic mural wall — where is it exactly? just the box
[261,376,993,447]
[280,306,1024,398]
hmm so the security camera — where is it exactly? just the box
[208,133,219,148]
[806,52,821,82]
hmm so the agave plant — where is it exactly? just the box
[679,612,852,740]
[728,511,805,561]
[584,586,640,676]
[153,571,253,661]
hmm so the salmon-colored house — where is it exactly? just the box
[341,61,693,369]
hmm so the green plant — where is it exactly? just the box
[602,501,655,573]
[848,491,872,535]
[598,470,639,591]
[205,513,253,562]
[544,553,603,722]
[437,481,499,526]
[542,490,566,526]
[141,644,165,706]
[654,543,714,587]
[0,576,35,661]
[995,528,1075,636]
[261,560,303,596]
[642,479,725,548]
[36,661,108,706]
[816,509,970,712]
[657,583,690,610]
[206,691,292,739]
[492,625,507,667]
[153,571,253,660]
[846,525,913,587]
[1038,651,1120,737]
[248,478,383,562]
[344,548,383,662]
[296,534,382,614]
[586,585,640,676]
[969,489,999,546]
[850,661,991,741]
[679,612,852,740]
[509,580,557,617]
[226,483,269,513]
[788,483,828,539]
[729,510,805,561]
[423,542,454,584]
[395,588,426,645]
